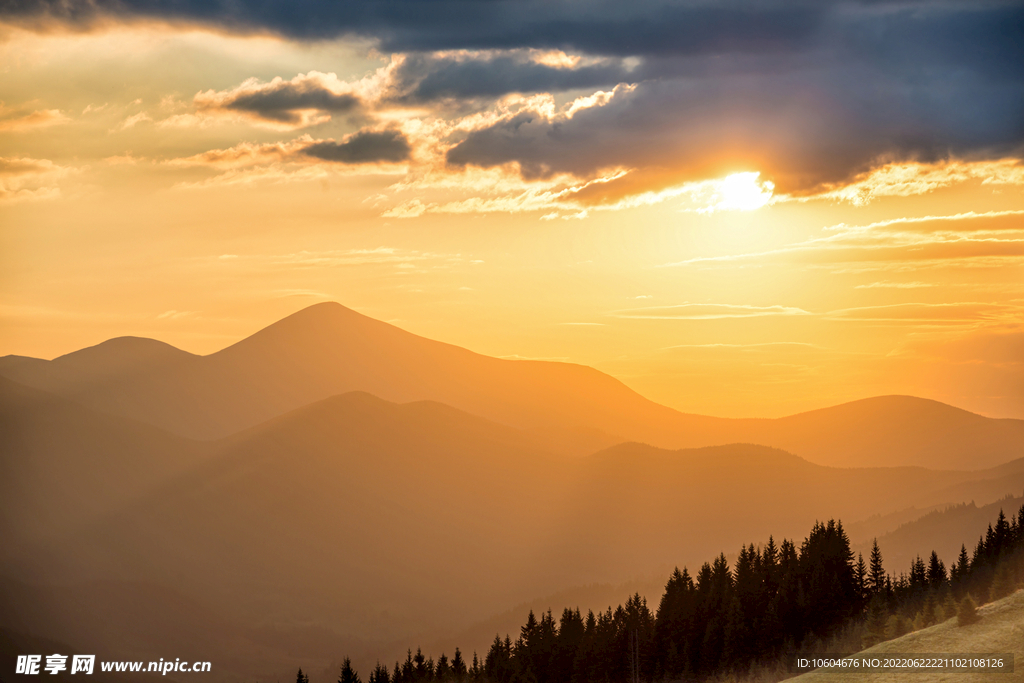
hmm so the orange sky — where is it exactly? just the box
[1,26,1022,419]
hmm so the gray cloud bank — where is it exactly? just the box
[302,130,411,163]
[8,0,1024,191]
[216,86,358,125]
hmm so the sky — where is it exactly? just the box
[1,0,1022,419]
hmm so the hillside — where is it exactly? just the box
[793,589,1024,683]
[3,302,1023,469]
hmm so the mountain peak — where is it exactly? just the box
[51,337,195,374]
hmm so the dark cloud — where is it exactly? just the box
[7,0,1024,189]
[446,60,1024,195]
[5,0,829,55]
[390,54,637,102]
[220,88,358,124]
[302,129,411,163]
[195,74,360,126]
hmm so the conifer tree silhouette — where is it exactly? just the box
[339,658,362,683]
[868,539,885,593]
[368,662,390,683]
[451,649,466,682]
[927,551,947,587]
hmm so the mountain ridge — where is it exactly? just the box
[3,301,1023,470]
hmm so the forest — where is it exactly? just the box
[330,504,1024,683]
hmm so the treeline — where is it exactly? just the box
[330,504,1024,683]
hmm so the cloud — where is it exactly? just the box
[0,156,72,202]
[804,159,1024,206]
[855,281,935,290]
[0,1,831,53]
[662,341,820,350]
[303,129,411,163]
[156,310,196,320]
[0,106,69,132]
[167,138,312,169]
[194,72,362,129]
[387,51,637,102]
[8,2,1024,199]
[664,210,1024,269]
[610,303,812,320]
[209,247,463,269]
[445,59,1024,195]
[115,111,152,130]
[165,128,412,188]
[826,302,1024,325]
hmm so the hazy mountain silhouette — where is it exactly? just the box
[0,376,205,568]
[6,380,1024,678]
[730,395,1024,470]
[855,493,1024,575]
[2,302,1022,469]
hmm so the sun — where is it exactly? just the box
[714,171,775,212]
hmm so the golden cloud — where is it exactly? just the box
[0,156,73,202]
[0,106,69,132]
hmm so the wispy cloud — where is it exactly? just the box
[165,129,412,188]
[610,303,811,320]
[662,210,1024,269]
[855,281,934,289]
[826,302,1024,324]
[662,341,820,350]
[114,111,152,131]
[801,159,1024,206]
[211,247,464,269]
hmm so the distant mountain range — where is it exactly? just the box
[3,301,1024,680]
[3,301,1023,469]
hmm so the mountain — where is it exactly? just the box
[7,381,1024,679]
[3,302,1023,470]
[854,494,1024,576]
[0,376,205,568]
[729,395,1024,470]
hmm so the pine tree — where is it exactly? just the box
[855,553,868,599]
[927,551,946,587]
[886,614,909,639]
[920,594,937,627]
[942,591,958,620]
[412,649,430,682]
[369,662,390,683]
[451,649,467,682]
[868,540,885,594]
[437,655,451,682]
[297,669,310,683]
[910,556,927,589]
[957,597,980,626]
[992,564,1016,600]
[340,658,362,683]
[862,595,888,648]
[995,510,1010,555]
[950,544,970,589]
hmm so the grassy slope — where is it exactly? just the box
[792,589,1024,683]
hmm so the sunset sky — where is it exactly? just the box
[1,1,1022,419]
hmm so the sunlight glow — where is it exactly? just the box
[708,172,775,212]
